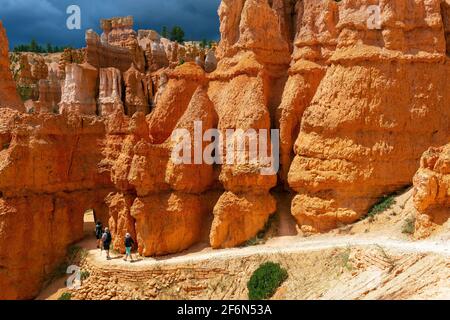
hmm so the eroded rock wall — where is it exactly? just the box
[0,112,113,299]
[59,63,99,115]
[286,0,450,233]
[0,21,23,111]
[206,0,293,248]
[413,143,450,238]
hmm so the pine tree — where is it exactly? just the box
[200,39,208,49]
[161,26,168,38]
[170,26,185,43]
[30,39,38,52]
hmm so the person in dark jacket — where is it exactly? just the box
[123,233,135,262]
[101,228,112,260]
[95,221,103,249]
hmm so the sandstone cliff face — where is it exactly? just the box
[0,112,113,299]
[102,0,291,253]
[165,86,218,194]
[58,48,85,79]
[85,29,134,73]
[106,192,137,253]
[277,0,337,185]
[443,0,450,54]
[145,41,170,71]
[207,0,291,248]
[59,63,98,115]
[210,192,276,248]
[0,21,23,111]
[123,64,150,115]
[30,55,48,81]
[286,0,450,233]
[413,144,450,238]
[10,52,62,112]
[98,67,124,116]
[35,72,62,114]
[147,62,207,144]
[131,193,207,256]
[100,16,146,72]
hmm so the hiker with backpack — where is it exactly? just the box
[102,228,112,260]
[95,221,103,249]
[123,233,135,262]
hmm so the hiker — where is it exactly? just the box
[123,233,135,262]
[95,221,103,249]
[102,228,112,260]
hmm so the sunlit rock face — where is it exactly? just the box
[0,111,112,299]
[413,144,450,238]
[98,67,124,116]
[34,71,62,114]
[285,0,450,233]
[59,63,99,115]
[100,16,146,72]
[123,64,150,115]
[0,21,23,111]
[85,29,134,73]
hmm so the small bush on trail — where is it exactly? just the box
[338,246,353,271]
[247,262,288,300]
[366,195,396,220]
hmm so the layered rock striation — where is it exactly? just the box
[285,0,450,232]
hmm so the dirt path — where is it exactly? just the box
[84,233,450,271]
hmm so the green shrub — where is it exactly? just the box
[338,246,353,271]
[367,195,396,219]
[247,262,288,300]
[402,217,416,234]
[58,292,72,300]
[245,214,278,247]
[80,270,90,281]
[17,85,33,101]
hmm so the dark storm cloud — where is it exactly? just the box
[0,0,221,49]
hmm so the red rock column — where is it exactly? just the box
[0,21,24,112]
[59,63,99,115]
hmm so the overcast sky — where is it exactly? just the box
[1,0,221,49]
